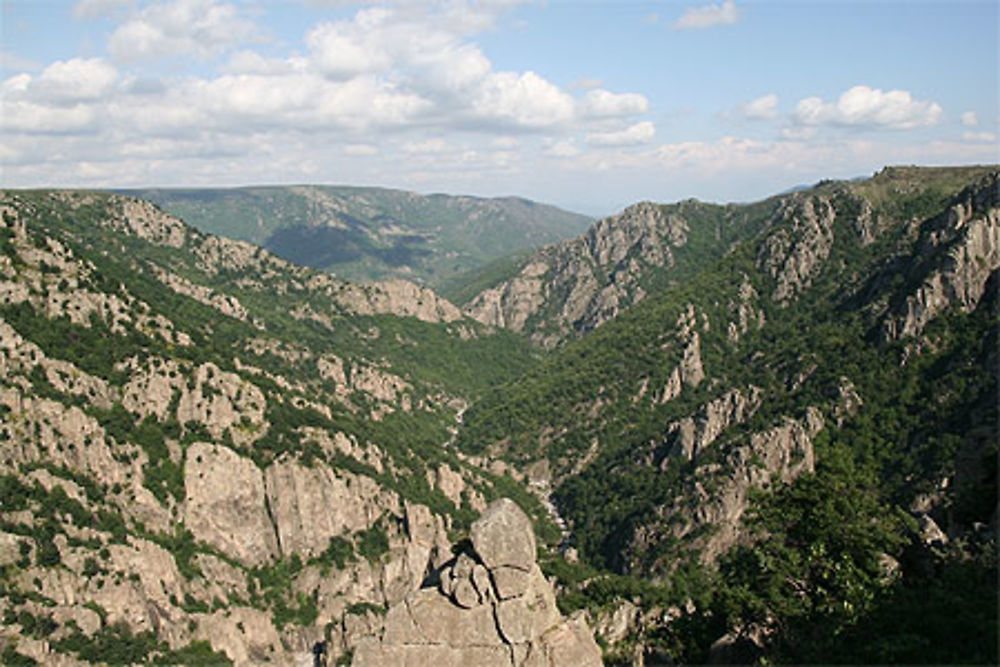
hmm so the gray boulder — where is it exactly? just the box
[354,498,603,667]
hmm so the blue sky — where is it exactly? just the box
[2,0,997,215]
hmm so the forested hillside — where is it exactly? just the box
[0,190,555,665]
[0,166,996,666]
[457,165,998,663]
[125,186,592,289]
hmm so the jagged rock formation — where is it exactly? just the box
[3,167,997,666]
[354,499,602,667]
[879,172,999,340]
[758,194,837,304]
[463,201,715,347]
[640,407,822,566]
[658,386,762,463]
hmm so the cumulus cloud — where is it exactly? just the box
[31,58,119,104]
[0,58,118,135]
[473,71,575,128]
[109,0,258,61]
[961,111,979,127]
[581,89,649,117]
[674,0,740,30]
[740,93,779,120]
[793,85,943,130]
[587,121,656,146]
[5,0,661,189]
[1,102,101,134]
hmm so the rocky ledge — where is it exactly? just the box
[354,498,602,667]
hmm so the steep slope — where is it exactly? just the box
[124,186,592,288]
[461,198,774,347]
[456,166,998,663]
[0,190,558,665]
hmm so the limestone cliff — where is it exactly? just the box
[463,201,703,347]
[354,499,603,667]
[880,172,1000,340]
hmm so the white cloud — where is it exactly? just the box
[961,111,979,127]
[32,58,119,103]
[226,51,307,76]
[306,9,394,78]
[1,102,101,134]
[473,71,575,128]
[109,0,258,61]
[0,58,118,135]
[4,0,663,193]
[674,0,739,30]
[587,121,656,146]
[740,93,779,120]
[793,85,943,130]
[191,72,429,129]
[581,89,649,118]
[962,131,996,143]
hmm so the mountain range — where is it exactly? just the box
[122,186,592,293]
[1,164,996,666]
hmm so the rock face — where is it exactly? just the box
[464,202,693,347]
[660,386,762,463]
[183,442,279,566]
[635,408,823,567]
[881,172,1000,340]
[354,499,603,667]
[757,194,837,305]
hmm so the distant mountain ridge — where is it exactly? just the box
[120,185,592,289]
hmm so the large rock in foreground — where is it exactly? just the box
[354,498,603,666]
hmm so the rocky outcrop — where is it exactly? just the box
[334,279,464,324]
[726,275,765,343]
[150,264,251,323]
[464,202,691,346]
[660,386,762,463]
[882,172,999,340]
[354,499,603,667]
[636,408,822,566]
[183,442,279,566]
[758,195,837,305]
[263,459,398,559]
[115,198,188,249]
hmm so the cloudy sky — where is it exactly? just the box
[2,0,997,214]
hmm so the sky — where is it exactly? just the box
[1,0,997,215]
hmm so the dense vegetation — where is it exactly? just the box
[1,166,995,664]
[460,166,998,663]
[123,186,591,287]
